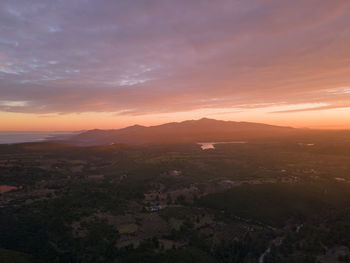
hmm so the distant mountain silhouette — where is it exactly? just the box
[65,118,296,146]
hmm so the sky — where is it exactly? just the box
[1,0,350,131]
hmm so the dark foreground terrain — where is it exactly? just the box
[1,134,350,262]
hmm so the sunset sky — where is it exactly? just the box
[1,0,350,131]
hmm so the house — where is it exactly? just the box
[151,205,160,212]
[145,205,161,212]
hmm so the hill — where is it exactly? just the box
[64,118,296,146]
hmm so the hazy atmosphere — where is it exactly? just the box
[1,2,350,263]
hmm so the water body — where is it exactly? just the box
[198,141,247,150]
[0,131,75,144]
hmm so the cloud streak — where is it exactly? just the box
[0,0,350,117]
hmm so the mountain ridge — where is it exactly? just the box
[63,118,297,146]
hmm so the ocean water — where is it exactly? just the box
[0,131,75,144]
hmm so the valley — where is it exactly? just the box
[1,133,350,262]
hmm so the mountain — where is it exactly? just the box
[63,118,296,146]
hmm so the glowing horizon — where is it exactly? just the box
[1,105,350,131]
[1,1,350,131]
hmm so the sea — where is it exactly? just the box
[0,131,75,144]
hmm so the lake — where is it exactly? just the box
[198,141,247,150]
